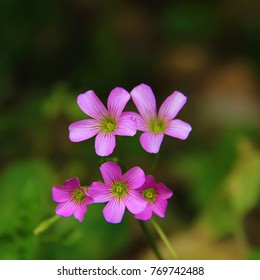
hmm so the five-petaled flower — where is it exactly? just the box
[52,177,93,222]
[88,161,147,223]
[130,83,192,153]
[135,175,173,221]
[69,87,137,156]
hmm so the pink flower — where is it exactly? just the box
[130,83,192,153]
[88,162,147,223]
[69,87,137,156]
[52,177,93,222]
[135,175,173,221]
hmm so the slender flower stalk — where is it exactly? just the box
[151,218,179,260]
[34,215,61,236]
[138,220,163,260]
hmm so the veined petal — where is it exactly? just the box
[155,183,173,199]
[123,112,147,131]
[88,182,112,202]
[100,161,122,186]
[114,112,137,136]
[164,119,192,140]
[151,199,168,217]
[140,132,164,153]
[135,205,153,221]
[107,87,130,119]
[69,119,100,142]
[95,132,116,156]
[64,177,81,189]
[142,175,157,189]
[73,203,87,222]
[158,91,187,121]
[56,200,77,218]
[103,198,125,223]
[85,194,94,205]
[130,84,157,120]
[77,90,108,120]
[124,190,147,214]
[122,167,145,189]
[52,186,72,202]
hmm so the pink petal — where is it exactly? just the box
[158,91,187,121]
[64,177,81,189]
[155,183,173,199]
[140,132,164,153]
[103,198,125,223]
[52,186,72,203]
[73,203,87,222]
[122,112,147,131]
[77,90,108,120]
[142,175,157,189]
[164,119,192,140]
[122,167,145,189]
[130,84,157,120]
[69,119,100,142]
[52,178,81,203]
[123,190,147,214]
[56,200,77,218]
[151,199,168,217]
[85,195,94,205]
[107,87,130,119]
[95,132,116,156]
[135,205,153,221]
[99,161,122,186]
[114,112,137,136]
[88,182,112,202]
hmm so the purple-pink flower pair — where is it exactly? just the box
[69,84,191,155]
[52,162,173,223]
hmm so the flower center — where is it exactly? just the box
[142,188,157,202]
[112,182,128,198]
[72,189,86,203]
[101,117,116,133]
[148,118,167,133]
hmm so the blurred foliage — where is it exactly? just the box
[0,0,260,259]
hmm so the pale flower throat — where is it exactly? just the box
[72,189,86,203]
[101,116,117,133]
[112,182,128,198]
[148,118,167,134]
[142,188,157,202]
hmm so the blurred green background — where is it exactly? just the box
[0,0,260,260]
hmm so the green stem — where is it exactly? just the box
[34,215,61,236]
[138,221,164,260]
[149,153,160,174]
[150,218,179,260]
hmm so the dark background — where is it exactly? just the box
[0,0,260,259]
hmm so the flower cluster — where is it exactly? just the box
[52,84,191,223]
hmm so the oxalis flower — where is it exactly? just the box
[52,177,93,222]
[135,175,173,221]
[69,87,137,156]
[130,83,192,153]
[88,161,147,223]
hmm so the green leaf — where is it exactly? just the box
[224,139,260,219]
